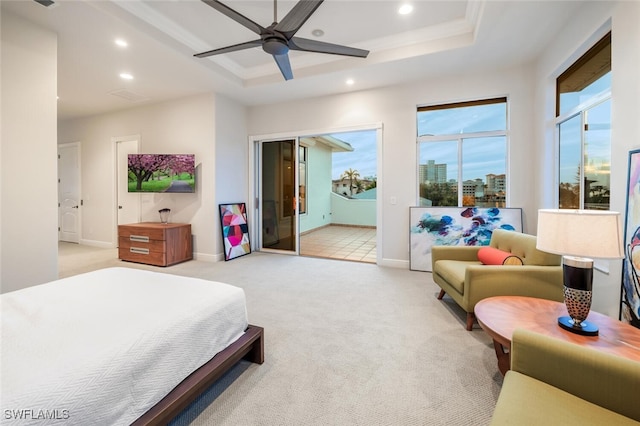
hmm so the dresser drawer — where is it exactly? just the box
[118,236,166,252]
[118,247,166,266]
[118,225,166,241]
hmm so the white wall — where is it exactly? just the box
[58,93,248,261]
[213,94,250,260]
[533,1,640,317]
[300,141,333,234]
[1,11,58,293]
[247,66,536,267]
[330,194,376,227]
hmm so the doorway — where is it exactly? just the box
[300,129,378,263]
[115,136,141,232]
[252,125,381,263]
[258,139,298,254]
[58,142,81,243]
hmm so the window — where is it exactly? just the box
[556,32,611,210]
[417,98,508,207]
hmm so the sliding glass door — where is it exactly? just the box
[259,139,298,253]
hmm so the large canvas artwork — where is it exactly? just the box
[621,149,640,328]
[219,203,251,261]
[410,207,523,272]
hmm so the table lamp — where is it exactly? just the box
[536,209,624,336]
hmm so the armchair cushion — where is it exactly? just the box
[492,370,639,425]
[435,260,477,294]
[477,246,523,265]
[491,329,640,425]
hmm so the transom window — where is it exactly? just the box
[416,97,508,207]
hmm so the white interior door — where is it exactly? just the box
[58,143,81,243]
[116,138,140,226]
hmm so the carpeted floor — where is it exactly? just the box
[59,243,503,425]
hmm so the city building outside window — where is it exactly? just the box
[416,97,508,207]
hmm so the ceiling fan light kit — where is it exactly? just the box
[194,0,369,81]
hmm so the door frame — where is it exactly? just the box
[255,138,300,255]
[112,135,141,248]
[248,122,383,263]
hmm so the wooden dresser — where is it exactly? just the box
[118,222,192,266]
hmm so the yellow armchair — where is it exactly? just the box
[431,229,563,330]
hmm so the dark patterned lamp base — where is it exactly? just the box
[560,257,598,337]
[558,315,599,336]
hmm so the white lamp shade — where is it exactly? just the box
[536,209,624,259]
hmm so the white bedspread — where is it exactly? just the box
[0,267,248,425]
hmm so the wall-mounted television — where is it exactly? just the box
[128,154,196,193]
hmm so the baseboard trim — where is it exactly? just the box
[194,252,223,262]
[78,239,113,249]
[379,258,409,269]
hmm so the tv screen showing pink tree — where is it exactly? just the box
[128,154,195,193]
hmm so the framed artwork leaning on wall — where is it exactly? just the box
[409,206,523,272]
[219,202,251,261]
[621,148,640,329]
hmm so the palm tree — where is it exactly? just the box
[341,168,360,196]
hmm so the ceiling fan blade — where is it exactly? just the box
[274,0,324,40]
[201,0,265,35]
[273,54,294,80]
[194,40,262,58]
[33,0,55,7]
[289,37,369,58]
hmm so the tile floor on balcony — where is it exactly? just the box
[300,225,377,264]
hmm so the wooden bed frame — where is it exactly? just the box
[132,324,264,425]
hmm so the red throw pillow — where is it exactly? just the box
[477,246,523,265]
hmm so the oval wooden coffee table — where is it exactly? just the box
[475,295,640,375]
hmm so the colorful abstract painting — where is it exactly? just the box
[409,207,523,272]
[219,203,251,261]
[621,149,640,328]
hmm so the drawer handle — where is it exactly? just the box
[130,247,150,255]
[130,235,149,243]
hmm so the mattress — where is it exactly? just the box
[0,267,248,425]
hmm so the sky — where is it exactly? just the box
[417,102,507,182]
[331,130,377,180]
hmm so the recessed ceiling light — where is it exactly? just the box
[398,4,413,15]
[311,29,324,37]
[115,39,128,48]
[119,73,134,80]
[346,79,355,86]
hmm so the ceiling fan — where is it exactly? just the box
[194,0,369,81]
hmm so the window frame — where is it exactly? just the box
[555,31,611,211]
[416,97,509,207]
[298,145,307,215]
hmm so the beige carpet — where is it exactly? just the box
[59,243,503,425]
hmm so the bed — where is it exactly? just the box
[1,267,264,425]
